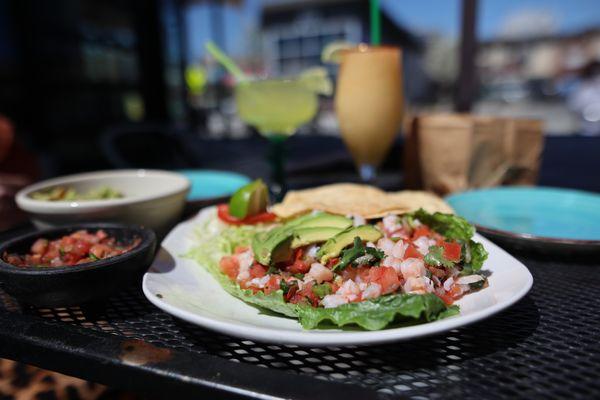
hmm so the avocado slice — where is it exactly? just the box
[292,214,352,229]
[252,226,292,265]
[228,179,269,219]
[251,213,351,265]
[317,225,382,263]
[290,227,343,248]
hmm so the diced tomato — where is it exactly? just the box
[30,239,49,255]
[61,236,76,246]
[217,204,277,225]
[248,263,267,279]
[219,256,239,280]
[42,248,60,262]
[441,241,462,262]
[89,244,110,259]
[326,257,340,269]
[438,284,463,305]
[286,260,310,274]
[61,253,80,264]
[404,244,422,259]
[368,266,400,294]
[71,241,92,258]
[411,225,432,240]
[290,282,319,307]
[438,292,454,305]
[285,248,310,273]
[294,248,303,261]
[263,276,280,295]
[283,283,297,301]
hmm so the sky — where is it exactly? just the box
[186,0,600,60]
[384,0,600,39]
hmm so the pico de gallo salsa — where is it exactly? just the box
[3,230,141,268]
[218,213,488,309]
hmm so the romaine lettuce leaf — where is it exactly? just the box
[413,209,474,240]
[296,294,458,330]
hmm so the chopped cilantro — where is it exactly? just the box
[279,279,290,294]
[332,237,385,272]
[332,237,364,272]
[424,246,455,268]
[365,247,384,259]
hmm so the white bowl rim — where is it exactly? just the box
[16,169,190,212]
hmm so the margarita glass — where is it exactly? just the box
[235,76,324,197]
[205,41,330,197]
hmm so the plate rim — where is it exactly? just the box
[142,210,534,346]
[446,186,600,246]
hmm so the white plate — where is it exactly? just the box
[142,207,533,346]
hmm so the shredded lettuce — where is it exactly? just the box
[185,209,465,330]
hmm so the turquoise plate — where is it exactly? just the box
[446,187,600,252]
[177,170,251,201]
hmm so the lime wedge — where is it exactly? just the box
[229,179,269,219]
[321,41,355,64]
[299,67,333,96]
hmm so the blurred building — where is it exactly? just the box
[259,0,431,103]
[478,28,600,102]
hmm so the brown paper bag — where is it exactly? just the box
[404,114,544,196]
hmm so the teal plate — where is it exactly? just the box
[177,169,251,201]
[446,187,600,252]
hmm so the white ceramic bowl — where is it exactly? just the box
[16,170,190,235]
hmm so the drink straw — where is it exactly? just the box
[205,41,249,82]
[370,0,381,46]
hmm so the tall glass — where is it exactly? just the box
[235,79,318,198]
[335,46,403,182]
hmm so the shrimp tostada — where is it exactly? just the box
[187,181,488,330]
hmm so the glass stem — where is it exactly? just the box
[268,134,287,200]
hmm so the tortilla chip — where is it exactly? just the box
[383,191,455,215]
[271,184,454,219]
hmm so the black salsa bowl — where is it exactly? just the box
[0,223,156,307]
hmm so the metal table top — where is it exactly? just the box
[0,244,598,399]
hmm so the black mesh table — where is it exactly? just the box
[0,241,599,399]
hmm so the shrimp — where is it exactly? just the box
[403,276,434,294]
[400,258,427,279]
[377,237,396,257]
[307,262,333,283]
